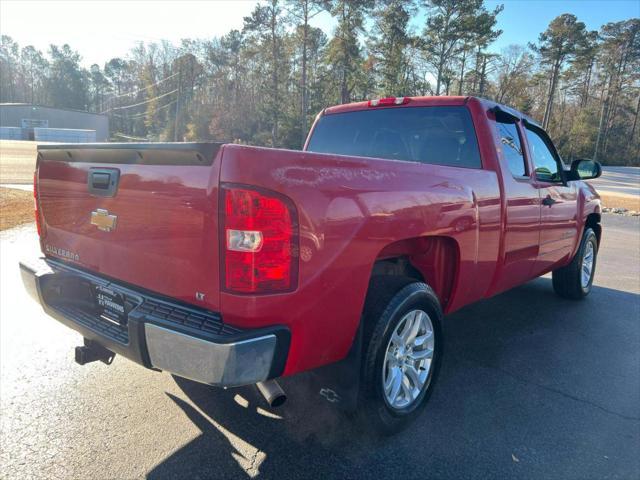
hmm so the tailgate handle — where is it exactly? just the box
[92,173,110,188]
[88,168,120,197]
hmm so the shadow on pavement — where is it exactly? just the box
[147,278,640,479]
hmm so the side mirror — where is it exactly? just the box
[568,159,602,181]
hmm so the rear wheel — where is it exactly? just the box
[552,227,598,299]
[358,277,443,435]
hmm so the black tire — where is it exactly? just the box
[358,276,443,436]
[552,227,598,300]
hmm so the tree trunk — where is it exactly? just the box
[301,4,309,147]
[174,65,181,142]
[594,88,608,162]
[478,55,487,96]
[603,39,633,154]
[7,63,14,101]
[340,3,349,103]
[30,69,35,104]
[603,62,623,154]
[627,94,640,165]
[457,49,466,96]
[559,88,567,131]
[542,59,561,130]
[582,59,593,108]
[472,48,481,93]
[340,67,349,103]
[630,94,640,144]
[271,1,279,147]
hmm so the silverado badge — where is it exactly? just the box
[91,209,117,232]
[45,244,80,262]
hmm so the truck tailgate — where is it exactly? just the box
[36,143,223,311]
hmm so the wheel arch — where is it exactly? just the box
[585,212,602,246]
[369,235,459,311]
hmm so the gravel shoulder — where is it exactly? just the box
[0,187,33,230]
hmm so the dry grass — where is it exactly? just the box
[0,187,34,230]
[600,193,640,212]
[0,140,39,184]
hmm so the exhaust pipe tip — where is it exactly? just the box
[256,380,287,407]
[269,393,287,408]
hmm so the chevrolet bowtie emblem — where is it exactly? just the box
[91,209,117,232]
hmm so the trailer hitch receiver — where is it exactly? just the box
[75,339,115,366]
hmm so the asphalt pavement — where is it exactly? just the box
[1,216,638,480]
[590,167,640,198]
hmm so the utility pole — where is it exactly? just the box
[174,63,181,142]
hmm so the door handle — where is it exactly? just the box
[542,195,557,207]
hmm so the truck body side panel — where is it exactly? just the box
[219,144,501,375]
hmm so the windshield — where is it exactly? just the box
[306,106,481,169]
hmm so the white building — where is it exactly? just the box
[0,104,109,142]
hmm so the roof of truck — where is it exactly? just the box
[323,96,469,115]
[323,95,541,127]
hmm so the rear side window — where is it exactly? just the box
[306,106,482,168]
[495,121,527,177]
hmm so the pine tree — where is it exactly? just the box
[0,36,20,102]
[46,44,88,110]
[243,0,288,146]
[420,0,488,95]
[19,46,48,104]
[596,19,639,159]
[286,0,324,146]
[89,64,108,113]
[458,2,502,96]
[368,0,415,96]
[324,0,373,103]
[530,14,586,130]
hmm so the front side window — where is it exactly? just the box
[496,120,527,177]
[306,106,482,169]
[524,126,561,182]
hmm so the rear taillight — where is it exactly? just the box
[221,185,298,294]
[33,171,42,236]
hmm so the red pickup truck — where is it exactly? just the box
[21,96,602,434]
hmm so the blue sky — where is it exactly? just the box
[0,0,638,66]
[485,0,639,52]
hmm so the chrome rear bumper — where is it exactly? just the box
[145,324,276,387]
[19,257,289,387]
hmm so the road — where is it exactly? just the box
[590,166,640,199]
[1,216,639,480]
[0,141,39,184]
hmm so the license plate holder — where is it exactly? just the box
[94,285,127,326]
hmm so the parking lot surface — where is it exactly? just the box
[1,215,638,479]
